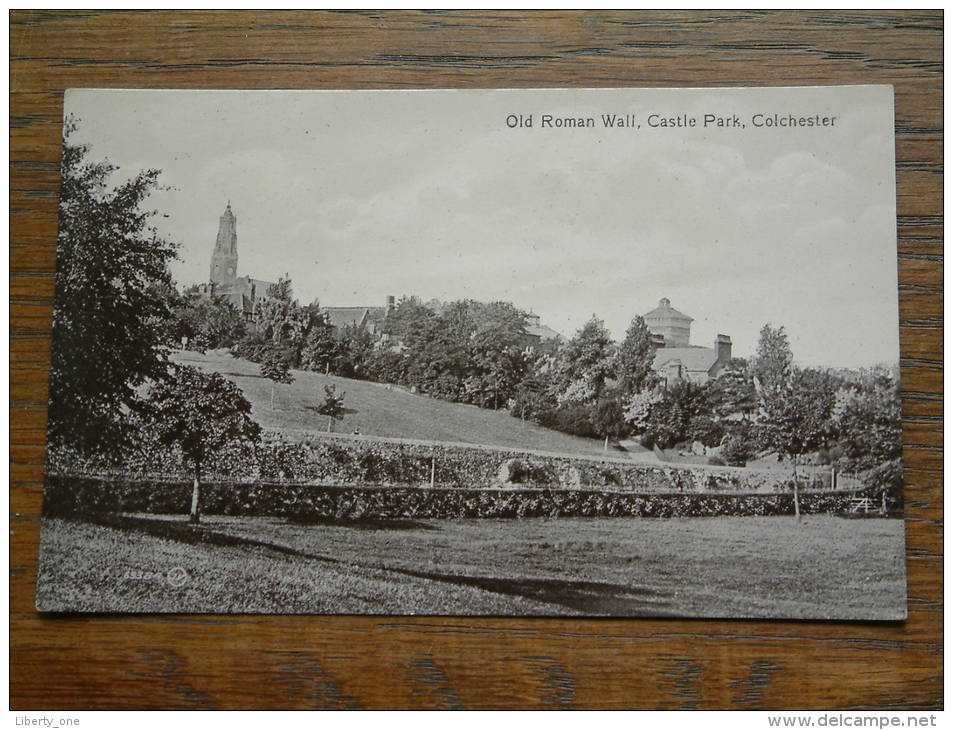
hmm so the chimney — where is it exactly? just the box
[386,295,395,308]
[715,334,732,363]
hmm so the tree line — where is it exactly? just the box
[168,273,902,488]
[49,124,903,524]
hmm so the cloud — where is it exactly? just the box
[67,87,899,367]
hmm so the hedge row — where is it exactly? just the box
[47,432,831,494]
[44,475,896,521]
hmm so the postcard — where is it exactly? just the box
[37,86,905,618]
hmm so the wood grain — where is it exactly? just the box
[10,10,942,710]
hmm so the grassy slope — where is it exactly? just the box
[173,350,617,457]
[38,514,907,619]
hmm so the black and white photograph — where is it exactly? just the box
[37,85,905,619]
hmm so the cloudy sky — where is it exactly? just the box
[64,86,899,367]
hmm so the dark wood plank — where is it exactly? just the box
[9,10,942,710]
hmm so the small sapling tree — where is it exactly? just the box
[260,350,295,410]
[147,365,261,523]
[317,384,346,433]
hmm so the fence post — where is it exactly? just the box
[430,453,436,489]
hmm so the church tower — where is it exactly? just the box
[209,202,238,287]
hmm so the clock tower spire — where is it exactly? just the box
[209,202,238,287]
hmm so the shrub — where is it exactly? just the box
[537,404,598,439]
[48,431,814,496]
[690,416,725,448]
[230,335,272,364]
[864,458,903,508]
[498,458,558,487]
[582,467,622,487]
[37,480,888,520]
[720,434,755,467]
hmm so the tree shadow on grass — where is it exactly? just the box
[79,511,337,560]
[302,405,359,417]
[284,515,439,531]
[70,512,677,616]
[391,568,678,616]
[214,371,267,379]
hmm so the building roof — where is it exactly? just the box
[653,346,719,373]
[322,307,371,329]
[644,297,693,323]
[211,290,258,315]
[526,323,561,341]
[235,276,278,293]
[321,306,388,330]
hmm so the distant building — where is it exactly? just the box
[521,313,562,352]
[320,296,396,336]
[196,205,561,351]
[645,298,732,386]
[197,203,285,316]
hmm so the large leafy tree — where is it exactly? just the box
[468,324,529,409]
[49,119,179,454]
[759,367,839,482]
[229,278,330,369]
[362,348,407,385]
[510,367,554,422]
[466,300,529,340]
[147,365,261,523]
[373,297,534,407]
[338,323,376,378]
[300,317,345,374]
[623,389,662,435]
[553,316,617,404]
[172,287,246,351]
[404,323,469,400]
[614,315,657,397]
[266,277,293,303]
[445,300,529,407]
[250,278,309,351]
[709,357,759,419]
[380,296,436,342]
[832,366,902,473]
[641,381,714,449]
[750,324,793,395]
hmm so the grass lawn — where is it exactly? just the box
[173,349,626,457]
[37,514,906,619]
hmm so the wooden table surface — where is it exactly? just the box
[10,10,943,710]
